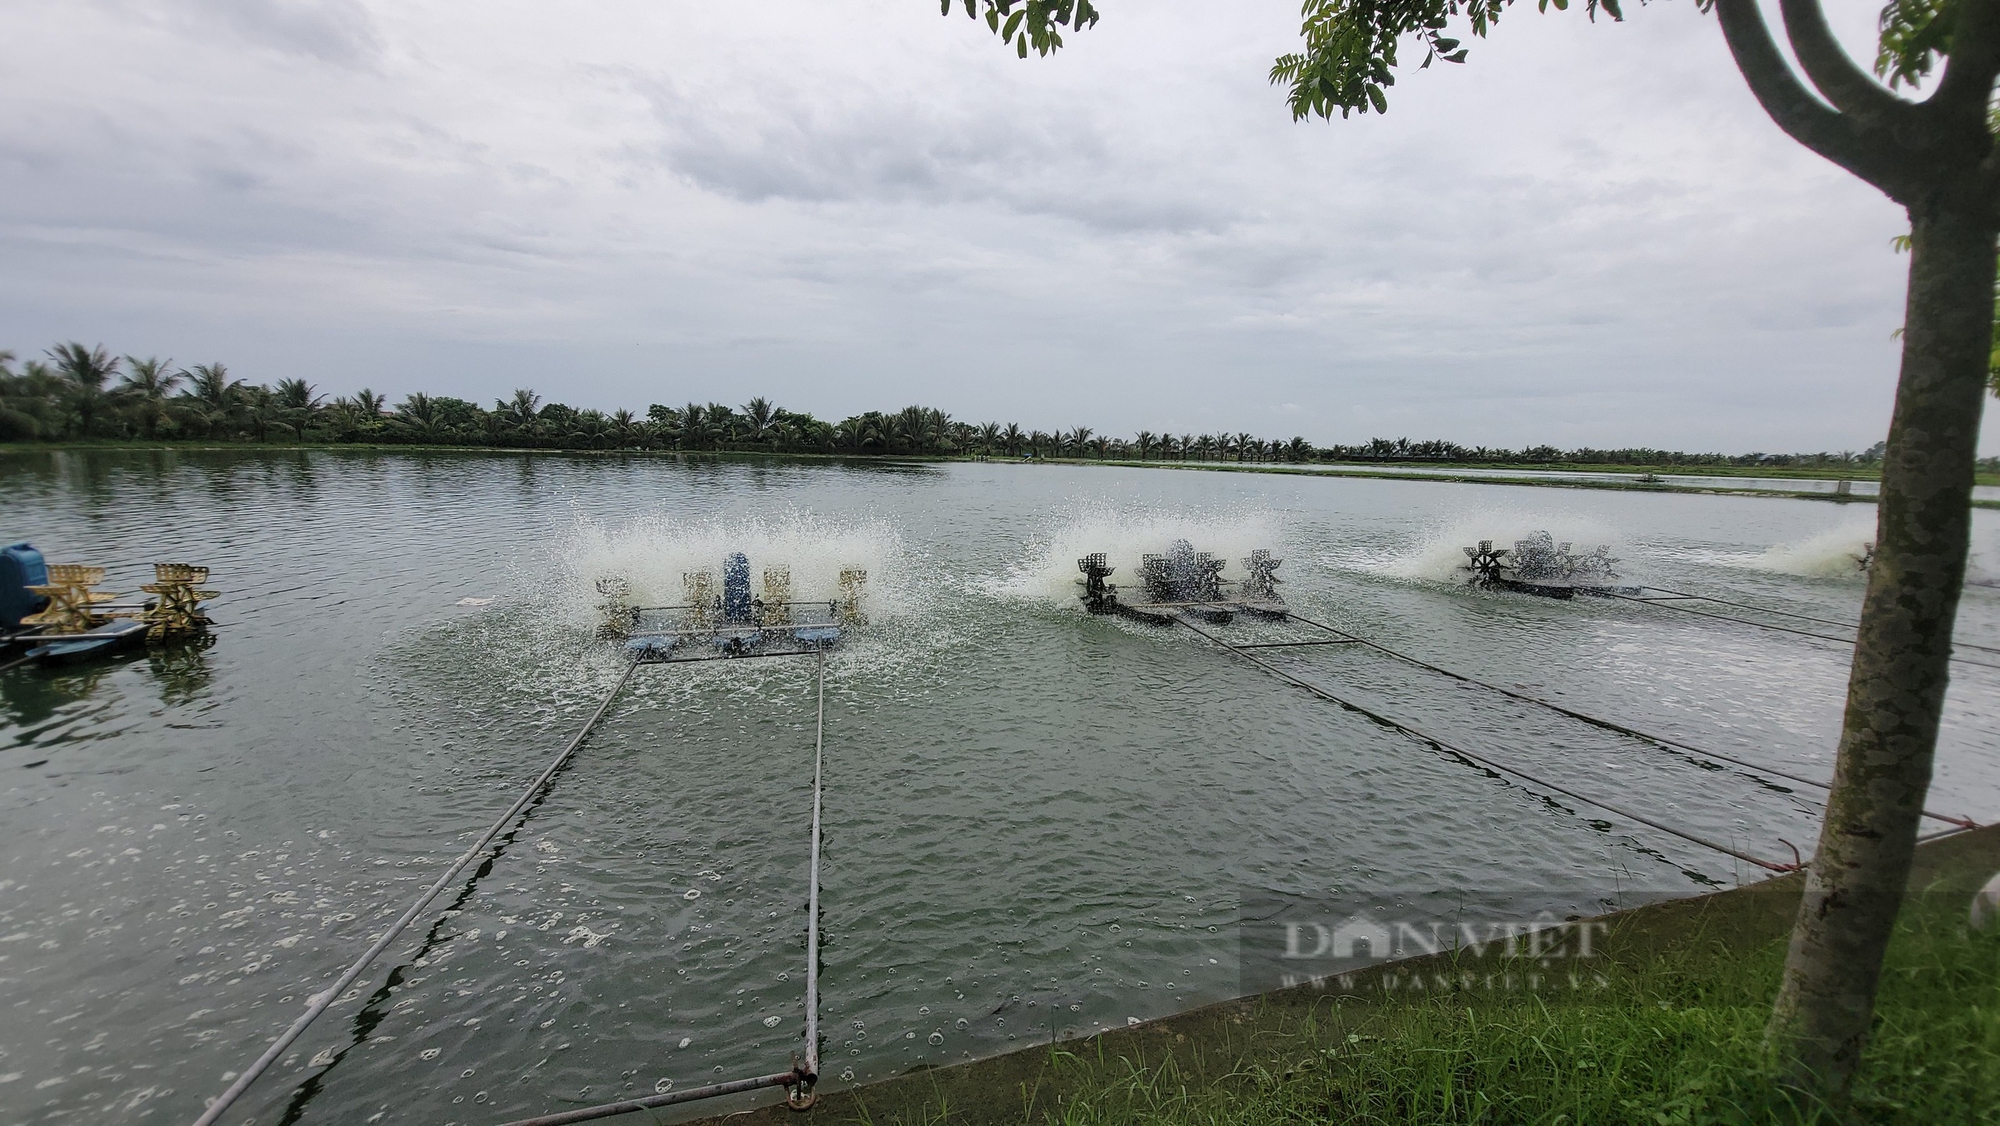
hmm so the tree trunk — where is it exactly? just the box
[1764,198,1997,1098]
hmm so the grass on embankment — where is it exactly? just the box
[711,828,1999,1126]
[1036,873,2000,1125]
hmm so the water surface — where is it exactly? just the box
[3,449,1997,1125]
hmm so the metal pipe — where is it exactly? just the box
[1173,615,1800,873]
[1226,639,1363,649]
[1282,611,1978,831]
[803,650,826,1088]
[492,1070,804,1126]
[189,659,642,1126]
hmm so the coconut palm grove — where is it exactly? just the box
[1,341,1941,470]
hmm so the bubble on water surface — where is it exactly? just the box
[991,504,1286,607]
[555,510,915,625]
[1744,522,1876,579]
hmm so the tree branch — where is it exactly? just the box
[1929,0,2000,117]
[1714,0,1904,194]
[1776,0,1915,124]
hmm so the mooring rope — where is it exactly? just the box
[490,647,830,1126]
[1173,617,1799,873]
[1636,585,2000,657]
[189,659,641,1126]
[1602,591,2000,671]
[1282,611,1978,830]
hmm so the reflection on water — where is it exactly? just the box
[0,448,1996,1126]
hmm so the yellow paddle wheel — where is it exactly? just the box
[21,564,118,634]
[139,563,218,640]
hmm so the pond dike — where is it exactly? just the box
[702,823,2000,1126]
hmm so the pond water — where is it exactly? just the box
[1178,459,2000,503]
[4,449,1999,1125]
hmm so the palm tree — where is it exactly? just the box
[977,422,1001,456]
[0,351,62,439]
[1001,423,1024,456]
[741,397,776,444]
[239,384,278,442]
[274,378,322,441]
[610,408,639,448]
[393,392,445,443]
[703,402,739,445]
[573,410,611,449]
[500,389,542,442]
[117,356,182,438]
[949,420,976,453]
[180,363,242,438]
[1233,432,1255,462]
[1179,433,1195,462]
[678,402,707,449]
[353,388,386,418]
[1135,430,1157,460]
[47,342,121,438]
[1286,436,1311,462]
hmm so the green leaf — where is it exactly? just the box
[1002,9,1025,40]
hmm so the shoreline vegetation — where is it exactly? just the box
[9,342,1999,485]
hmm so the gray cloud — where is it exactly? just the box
[0,0,1982,454]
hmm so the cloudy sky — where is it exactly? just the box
[4,0,1989,454]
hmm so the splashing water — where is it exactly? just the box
[1747,523,1876,580]
[551,510,914,630]
[1366,513,1628,585]
[989,505,1286,607]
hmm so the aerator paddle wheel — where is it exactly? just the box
[3,550,220,667]
[139,563,218,641]
[1076,539,1287,625]
[22,564,117,634]
[1460,531,1639,599]
[603,554,868,663]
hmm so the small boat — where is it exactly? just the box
[25,619,150,665]
[4,542,219,667]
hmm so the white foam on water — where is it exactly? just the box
[1365,511,1628,585]
[988,504,1287,608]
[1745,522,1876,580]
[553,509,914,629]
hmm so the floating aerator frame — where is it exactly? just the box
[600,553,866,662]
[1078,539,1287,625]
[1460,531,1641,599]
[3,544,219,668]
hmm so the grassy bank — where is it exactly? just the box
[710,826,2000,1126]
[1035,879,1998,1124]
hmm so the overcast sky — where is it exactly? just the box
[3,0,1991,454]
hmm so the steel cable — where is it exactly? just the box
[1601,591,2000,671]
[1173,616,1799,873]
[1282,611,1978,831]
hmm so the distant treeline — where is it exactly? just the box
[0,342,1977,471]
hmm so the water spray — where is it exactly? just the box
[1459,531,1639,599]
[1076,538,1287,625]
